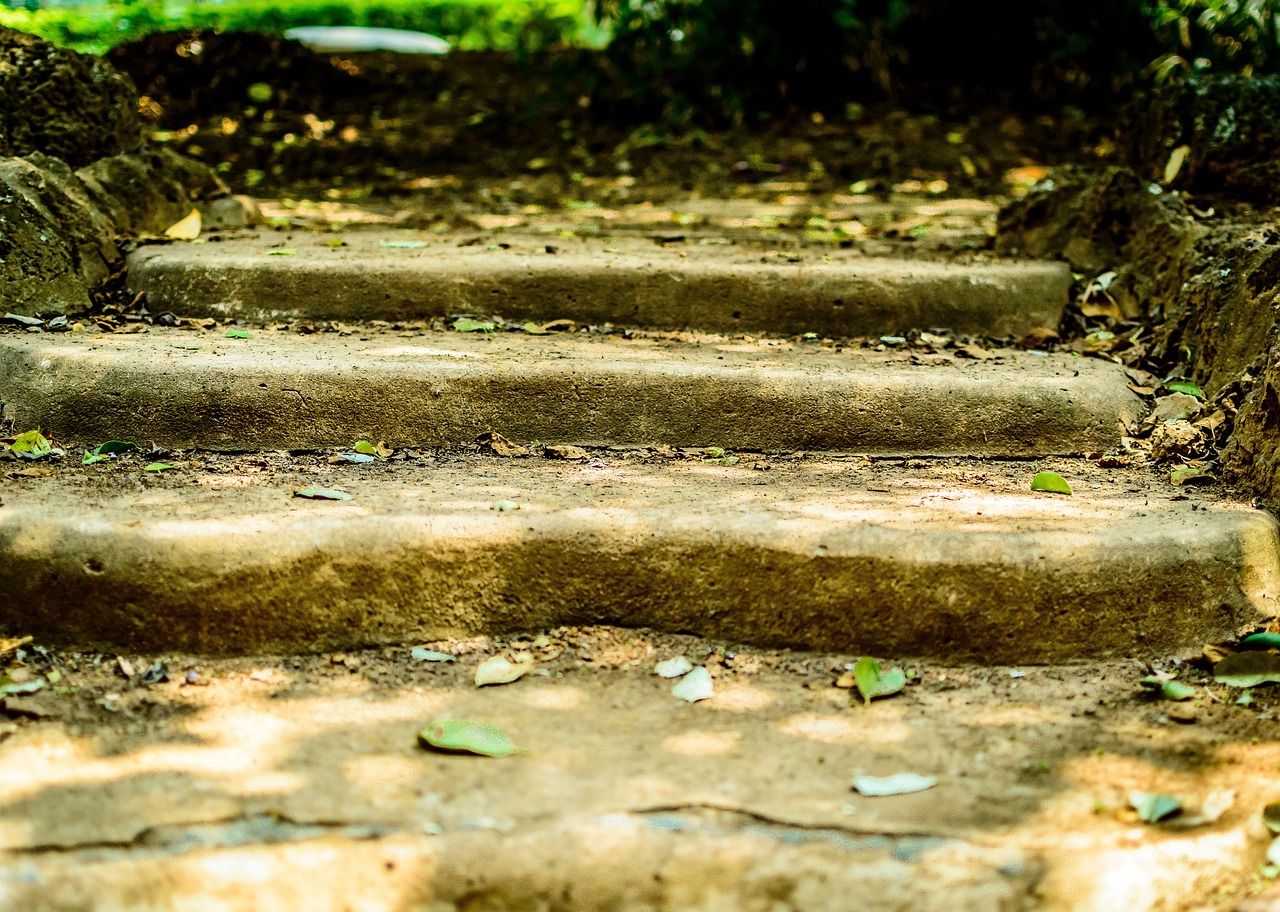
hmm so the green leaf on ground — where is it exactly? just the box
[10,430,51,458]
[1031,471,1072,494]
[1139,675,1195,701]
[82,451,108,465]
[1165,380,1205,399]
[265,249,297,257]
[380,240,426,249]
[410,648,455,663]
[94,440,138,455]
[225,329,252,339]
[1130,791,1182,823]
[492,500,519,512]
[418,720,524,757]
[294,487,354,501]
[1214,651,1280,688]
[854,657,907,705]
[0,677,45,698]
[851,773,937,796]
[353,440,377,456]
[144,463,173,472]
[475,654,533,686]
[1241,632,1280,651]
[453,319,495,333]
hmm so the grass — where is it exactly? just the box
[0,0,602,54]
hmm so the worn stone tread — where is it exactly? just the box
[0,328,1136,454]
[0,456,1274,659]
[125,230,1071,337]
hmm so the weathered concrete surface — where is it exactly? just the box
[0,328,1136,454]
[126,231,1071,337]
[0,825,1038,912]
[0,456,1273,659]
[0,642,1272,912]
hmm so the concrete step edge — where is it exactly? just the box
[126,235,1070,338]
[0,328,1137,455]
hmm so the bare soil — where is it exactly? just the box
[4,622,1280,909]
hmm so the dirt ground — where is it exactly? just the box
[5,619,1280,909]
[104,33,1110,213]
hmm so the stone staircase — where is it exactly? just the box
[2,223,1280,911]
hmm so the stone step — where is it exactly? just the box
[125,230,1071,338]
[1,455,1274,660]
[0,639,1269,912]
[0,328,1135,455]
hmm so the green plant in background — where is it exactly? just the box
[0,0,595,54]
[1145,0,1280,79]
[592,0,910,124]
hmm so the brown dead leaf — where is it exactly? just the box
[955,343,995,360]
[477,432,529,458]
[1201,643,1234,665]
[544,444,589,460]
[1018,327,1060,350]
[0,636,32,659]
[8,466,52,478]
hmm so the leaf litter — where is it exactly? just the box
[671,666,714,702]
[475,653,535,686]
[853,657,906,705]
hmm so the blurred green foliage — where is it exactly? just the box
[1145,0,1280,78]
[0,0,594,54]
[2,0,1277,120]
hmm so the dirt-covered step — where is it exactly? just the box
[0,454,1274,660]
[126,230,1070,338]
[1,634,1277,912]
[0,327,1135,455]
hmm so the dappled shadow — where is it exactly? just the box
[0,633,1275,909]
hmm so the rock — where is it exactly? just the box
[1128,75,1280,205]
[1166,704,1198,724]
[0,27,141,167]
[1150,392,1202,424]
[0,153,121,315]
[2,695,55,719]
[1225,331,1280,510]
[76,146,229,237]
[1150,421,1202,462]
[201,195,257,230]
[998,166,1280,395]
[996,166,1200,321]
[543,444,589,461]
